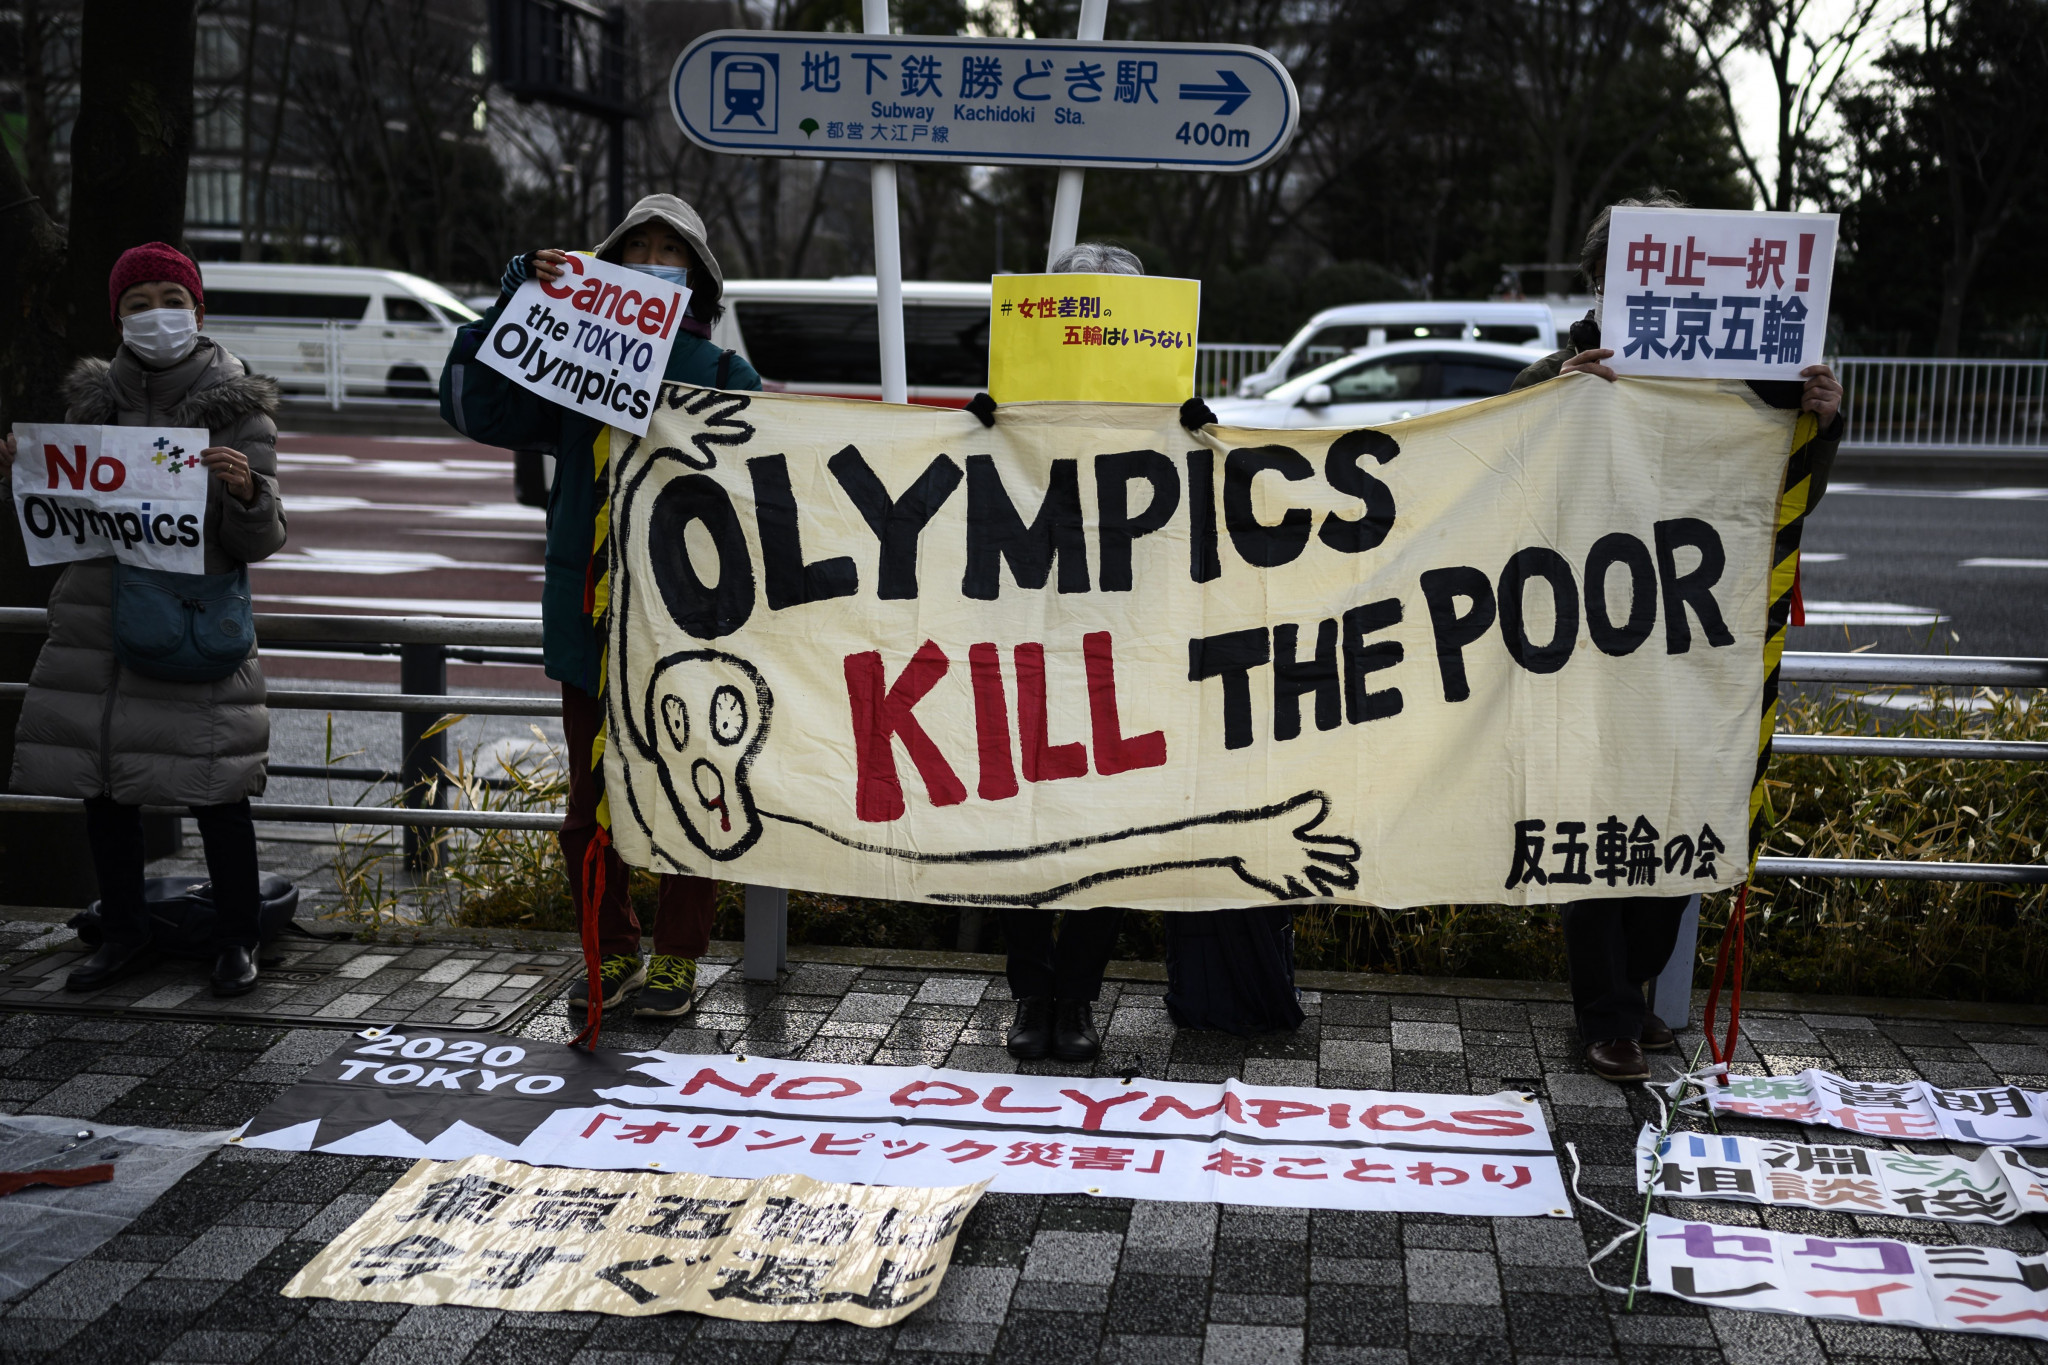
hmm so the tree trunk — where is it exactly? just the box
[63,0,197,360]
[0,0,197,906]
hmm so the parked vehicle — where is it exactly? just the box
[1232,301,1559,397]
[197,262,481,402]
[1206,340,1538,429]
[710,277,993,406]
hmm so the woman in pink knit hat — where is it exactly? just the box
[5,242,287,997]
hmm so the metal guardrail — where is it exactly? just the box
[0,610,2041,885]
[205,315,452,412]
[1834,357,2048,450]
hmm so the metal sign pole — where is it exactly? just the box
[864,0,909,404]
[1044,0,1109,268]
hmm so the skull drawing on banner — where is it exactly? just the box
[643,650,772,860]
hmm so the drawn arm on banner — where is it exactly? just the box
[618,649,1361,905]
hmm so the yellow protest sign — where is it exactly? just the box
[987,272,1200,403]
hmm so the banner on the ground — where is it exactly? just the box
[1647,1212,2048,1342]
[604,379,1798,911]
[1598,206,1837,381]
[10,423,211,573]
[479,253,690,437]
[283,1154,981,1324]
[1637,1124,2048,1225]
[235,1032,1570,1217]
[987,273,1200,403]
[1706,1071,2048,1145]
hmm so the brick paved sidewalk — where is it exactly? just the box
[2,927,2045,1365]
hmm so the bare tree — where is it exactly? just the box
[1687,0,1896,210]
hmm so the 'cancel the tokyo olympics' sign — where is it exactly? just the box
[670,32,1299,171]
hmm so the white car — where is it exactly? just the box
[1206,340,1541,429]
[198,262,482,402]
[1233,300,1562,398]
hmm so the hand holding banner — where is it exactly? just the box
[477,253,693,436]
[12,423,212,573]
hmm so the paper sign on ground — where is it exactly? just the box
[1647,1212,2048,1341]
[1707,1071,2048,1145]
[283,1154,981,1323]
[477,253,692,437]
[604,380,1800,913]
[11,423,211,573]
[1598,207,1837,380]
[987,272,1199,402]
[1637,1124,2048,1225]
[235,1033,1570,1217]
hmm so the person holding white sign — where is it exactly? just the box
[1513,194,1845,1083]
[5,242,287,998]
[440,195,760,1021]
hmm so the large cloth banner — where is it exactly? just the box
[283,1154,982,1324]
[1646,1213,2048,1342]
[603,380,1803,911]
[1637,1125,2048,1225]
[1707,1071,2048,1145]
[235,1032,1569,1217]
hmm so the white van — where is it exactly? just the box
[711,278,993,406]
[1234,300,1561,397]
[197,262,482,401]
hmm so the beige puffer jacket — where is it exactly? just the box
[9,337,287,805]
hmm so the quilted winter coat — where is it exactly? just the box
[9,337,287,805]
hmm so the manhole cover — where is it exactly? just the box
[0,941,578,1031]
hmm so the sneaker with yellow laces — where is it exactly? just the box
[634,955,699,1017]
[568,954,646,1010]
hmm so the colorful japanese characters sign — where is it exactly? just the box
[601,379,1805,912]
[283,1154,983,1324]
[987,273,1200,403]
[1646,1214,2048,1342]
[1637,1125,2048,1226]
[478,253,691,437]
[669,32,1299,172]
[236,1034,1570,1217]
[1598,207,1837,380]
[1706,1071,2048,1146]
[11,424,211,573]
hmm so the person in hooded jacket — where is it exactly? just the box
[440,194,760,1021]
[1512,194,1845,1083]
[5,241,287,997]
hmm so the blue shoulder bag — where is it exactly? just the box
[111,563,255,683]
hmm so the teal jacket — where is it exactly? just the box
[440,264,761,694]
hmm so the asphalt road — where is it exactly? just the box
[1796,478,2048,658]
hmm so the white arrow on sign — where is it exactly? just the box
[668,31,1300,172]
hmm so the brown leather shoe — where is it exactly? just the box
[1586,1038,1650,1082]
[1641,1012,1676,1052]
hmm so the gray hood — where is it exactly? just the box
[591,194,724,306]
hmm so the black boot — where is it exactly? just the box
[1052,999,1101,1063]
[65,939,151,992]
[1007,997,1053,1060]
[211,945,259,997]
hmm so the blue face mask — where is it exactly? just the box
[630,263,690,286]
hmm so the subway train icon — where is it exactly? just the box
[711,53,778,133]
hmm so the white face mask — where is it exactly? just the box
[121,307,201,366]
[629,262,690,286]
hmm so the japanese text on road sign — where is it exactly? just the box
[669,32,1299,171]
[1598,207,1837,380]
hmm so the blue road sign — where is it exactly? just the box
[669,31,1299,171]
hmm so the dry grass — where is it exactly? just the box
[323,689,2044,1003]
